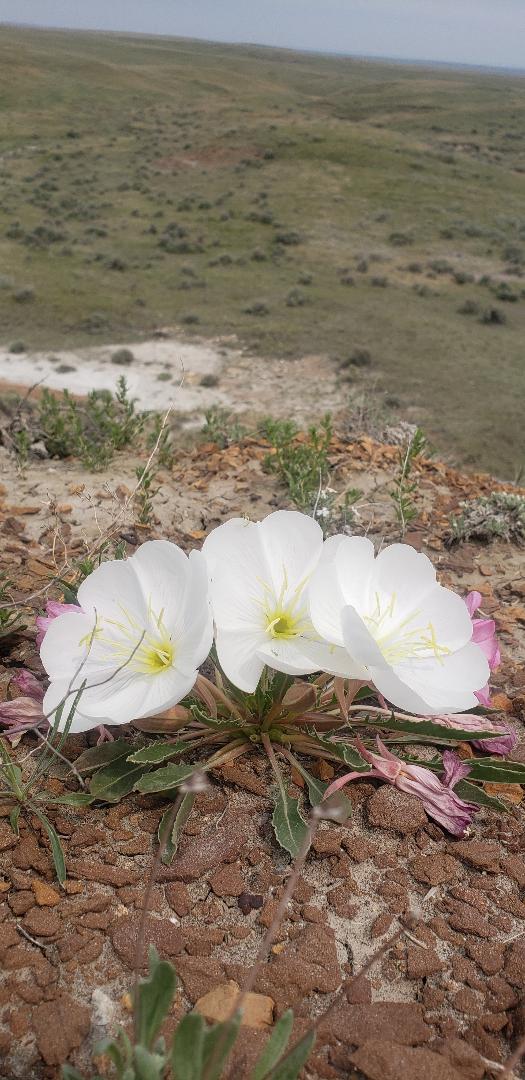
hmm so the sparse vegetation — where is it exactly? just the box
[390,426,427,535]
[449,491,525,544]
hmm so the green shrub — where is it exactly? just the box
[111,347,135,365]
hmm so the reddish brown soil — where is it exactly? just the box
[0,434,524,1079]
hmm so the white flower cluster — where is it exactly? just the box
[41,511,490,732]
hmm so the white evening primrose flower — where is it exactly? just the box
[40,541,212,732]
[202,510,362,692]
[308,536,489,715]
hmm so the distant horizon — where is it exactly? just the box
[1,0,524,70]
[2,20,525,77]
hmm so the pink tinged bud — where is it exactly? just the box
[36,600,82,648]
[464,591,501,672]
[324,737,478,837]
[0,695,49,740]
[465,591,483,617]
[12,669,44,702]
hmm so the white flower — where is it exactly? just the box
[40,541,212,732]
[309,536,489,715]
[202,510,361,692]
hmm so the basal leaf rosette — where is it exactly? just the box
[40,540,212,732]
[309,535,490,715]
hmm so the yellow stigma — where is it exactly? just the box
[140,638,174,674]
[266,610,300,640]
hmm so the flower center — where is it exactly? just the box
[86,601,176,676]
[138,637,175,674]
[266,610,300,639]
[365,591,450,665]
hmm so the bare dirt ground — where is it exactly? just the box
[0,332,349,428]
[1,430,525,1079]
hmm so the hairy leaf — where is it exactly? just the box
[455,779,510,811]
[134,762,199,794]
[293,763,352,824]
[272,788,309,858]
[251,1010,293,1080]
[135,945,177,1050]
[74,739,134,774]
[90,758,151,802]
[202,1016,241,1080]
[171,1012,205,1080]
[128,740,193,765]
[32,807,66,884]
[159,792,196,865]
[267,1030,315,1079]
[367,715,497,742]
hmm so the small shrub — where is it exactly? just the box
[181,313,200,325]
[200,373,219,387]
[9,340,26,354]
[251,247,267,262]
[371,275,388,287]
[458,300,479,316]
[356,258,368,273]
[111,347,135,366]
[494,282,518,302]
[156,371,172,381]
[243,300,269,316]
[285,287,307,307]
[453,270,474,285]
[449,492,525,544]
[388,231,413,246]
[201,406,245,448]
[349,348,371,367]
[56,363,77,374]
[13,286,35,303]
[298,271,313,285]
[274,230,302,246]
[105,256,128,271]
[480,307,506,325]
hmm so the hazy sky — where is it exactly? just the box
[2,0,525,69]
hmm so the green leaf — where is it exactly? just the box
[133,1045,166,1080]
[292,763,352,824]
[32,808,66,884]
[9,804,21,837]
[202,1016,241,1080]
[128,740,192,765]
[272,788,309,858]
[367,715,498,742]
[134,762,199,794]
[171,1012,205,1080]
[44,792,94,807]
[74,739,135,774]
[90,757,151,802]
[306,731,370,771]
[267,1030,315,1080]
[455,779,510,811]
[135,945,177,1050]
[251,1010,293,1080]
[159,792,196,865]
[61,1066,88,1080]
[465,759,525,784]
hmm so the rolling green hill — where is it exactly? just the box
[0,25,524,475]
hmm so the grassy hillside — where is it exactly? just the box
[0,26,524,476]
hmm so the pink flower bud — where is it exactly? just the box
[36,600,82,648]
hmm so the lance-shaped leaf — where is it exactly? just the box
[201,1016,241,1080]
[74,739,135,775]
[171,1012,205,1080]
[90,757,151,802]
[32,807,66,884]
[272,788,309,858]
[291,761,352,824]
[135,945,177,1050]
[306,730,370,771]
[366,715,498,743]
[134,762,201,794]
[251,1010,293,1080]
[128,740,196,766]
[159,791,196,865]
[454,779,509,811]
[266,1030,315,1079]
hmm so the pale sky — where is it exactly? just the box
[1,0,525,70]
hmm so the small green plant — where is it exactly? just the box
[34,377,145,470]
[134,461,162,526]
[262,415,334,523]
[449,491,525,545]
[111,347,135,365]
[201,406,245,449]
[9,340,26,353]
[0,573,26,638]
[390,426,427,535]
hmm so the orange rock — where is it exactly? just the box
[32,880,61,907]
[194,981,274,1029]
